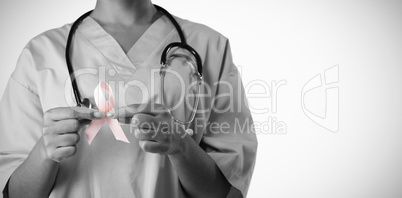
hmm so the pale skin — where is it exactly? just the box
[108,103,231,198]
[8,107,105,197]
[7,0,231,197]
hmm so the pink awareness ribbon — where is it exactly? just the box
[84,81,130,144]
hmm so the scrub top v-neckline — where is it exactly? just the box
[77,14,174,71]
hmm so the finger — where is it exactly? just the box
[80,119,92,126]
[132,114,158,139]
[139,140,166,154]
[56,133,80,147]
[107,103,167,119]
[46,107,104,121]
[135,128,157,141]
[131,113,157,127]
[115,107,159,125]
[51,146,77,162]
[43,119,79,135]
[107,103,151,119]
[66,107,105,120]
[46,119,91,135]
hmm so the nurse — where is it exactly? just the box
[0,0,257,197]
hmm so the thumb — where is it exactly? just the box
[71,107,105,120]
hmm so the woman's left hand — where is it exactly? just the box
[107,103,187,155]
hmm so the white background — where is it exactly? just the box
[1,0,402,197]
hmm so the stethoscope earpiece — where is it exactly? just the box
[82,98,90,108]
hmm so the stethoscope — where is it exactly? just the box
[66,4,203,107]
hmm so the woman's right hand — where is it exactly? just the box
[41,107,104,162]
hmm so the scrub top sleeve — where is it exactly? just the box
[0,49,43,197]
[201,40,258,197]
